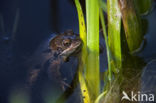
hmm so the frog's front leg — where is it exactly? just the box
[28,69,41,86]
[47,58,70,90]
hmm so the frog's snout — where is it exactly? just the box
[72,39,82,49]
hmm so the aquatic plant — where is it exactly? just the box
[75,0,152,103]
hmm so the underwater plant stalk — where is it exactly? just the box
[74,0,91,103]
[135,0,153,15]
[99,8,112,84]
[118,0,143,53]
[107,0,122,77]
[86,0,100,102]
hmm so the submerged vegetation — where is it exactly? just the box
[75,0,153,103]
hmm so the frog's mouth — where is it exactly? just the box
[59,39,81,58]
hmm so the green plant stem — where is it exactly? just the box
[118,0,143,53]
[107,0,122,76]
[75,0,91,103]
[99,9,112,82]
[86,0,100,102]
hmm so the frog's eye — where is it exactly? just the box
[62,39,71,47]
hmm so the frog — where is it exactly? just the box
[27,30,82,90]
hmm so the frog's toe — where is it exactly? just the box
[60,81,71,91]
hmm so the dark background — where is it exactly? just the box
[0,0,80,103]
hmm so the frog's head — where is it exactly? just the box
[49,30,82,61]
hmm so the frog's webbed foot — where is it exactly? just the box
[47,58,72,90]
[60,80,71,91]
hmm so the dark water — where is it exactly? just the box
[139,4,156,103]
[0,0,79,103]
[141,60,156,103]
[139,4,156,61]
[0,0,156,103]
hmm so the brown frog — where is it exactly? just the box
[27,30,81,89]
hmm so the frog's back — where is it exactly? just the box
[24,35,56,86]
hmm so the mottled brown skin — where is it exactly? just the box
[28,30,81,89]
[49,30,81,60]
